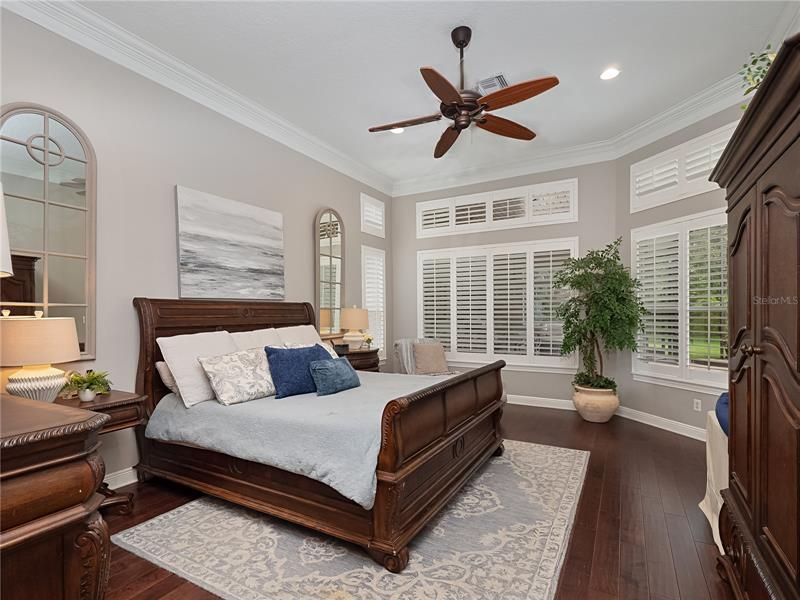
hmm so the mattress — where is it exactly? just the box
[145,370,453,510]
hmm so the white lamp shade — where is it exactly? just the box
[0,317,81,366]
[341,307,368,330]
[0,183,13,277]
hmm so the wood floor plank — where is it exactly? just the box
[665,513,711,600]
[104,405,732,600]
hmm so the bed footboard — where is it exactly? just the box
[369,360,506,571]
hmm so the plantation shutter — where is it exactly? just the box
[685,141,727,182]
[360,194,385,238]
[421,257,452,349]
[687,225,728,369]
[362,247,386,359]
[455,255,488,353]
[420,206,451,232]
[636,233,681,365]
[633,158,680,199]
[493,252,528,355]
[492,196,526,222]
[531,249,570,356]
[530,189,572,217]
[454,201,487,226]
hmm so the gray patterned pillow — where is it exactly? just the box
[198,348,275,405]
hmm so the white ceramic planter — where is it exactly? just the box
[78,389,97,403]
[572,385,619,423]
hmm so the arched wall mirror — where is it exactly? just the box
[0,103,96,357]
[315,208,344,335]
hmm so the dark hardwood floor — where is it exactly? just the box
[104,405,732,600]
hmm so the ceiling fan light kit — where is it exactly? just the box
[369,25,559,158]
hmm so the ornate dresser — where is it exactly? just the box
[711,32,800,599]
[0,393,111,599]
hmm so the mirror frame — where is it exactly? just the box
[314,208,345,335]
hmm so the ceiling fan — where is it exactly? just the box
[368,26,559,158]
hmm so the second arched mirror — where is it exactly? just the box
[315,208,344,335]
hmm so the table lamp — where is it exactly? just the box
[0,316,81,402]
[340,306,368,350]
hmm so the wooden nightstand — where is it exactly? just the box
[56,390,146,514]
[335,347,380,371]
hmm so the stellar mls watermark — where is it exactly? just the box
[753,296,799,305]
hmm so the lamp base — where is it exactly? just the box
[342,330,364,351]
[6,365,67,403]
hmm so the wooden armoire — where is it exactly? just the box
[711,32,800,600]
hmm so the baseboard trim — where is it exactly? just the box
[105,466,138,490]
[507,394,707,442]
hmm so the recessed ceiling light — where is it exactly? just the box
[390,127,404,134]
[600,67,620,80]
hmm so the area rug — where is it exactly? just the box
[112,440,588,600]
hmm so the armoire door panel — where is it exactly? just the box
[758,363,799,586]
[728,191,756,514]
[761,185,800,374]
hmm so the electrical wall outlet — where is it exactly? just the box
[693,398,702,412]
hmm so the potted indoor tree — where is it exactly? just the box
[554,238,645,422]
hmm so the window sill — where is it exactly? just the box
[632,373,726,396]
[448,359,577,375]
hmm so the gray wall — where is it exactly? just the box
[392,105,743,429]
[1,12,392,476]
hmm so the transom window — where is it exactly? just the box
[0,105,96,357]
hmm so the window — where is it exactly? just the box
[360,193,385,238]
[361,245,386,359]
[0,105,96,357]
[417,178,578,238]
[632,209,728,392]
[418,238,578,371]
[630,123,736,213]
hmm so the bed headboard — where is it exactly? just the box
[133,297,315,414]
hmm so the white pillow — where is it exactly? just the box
[155,361,180,395]
[198,348,275,405]
[157,331,237,408]
[276,324,323,346]
[282,342,339,359]
[231,327,282,351]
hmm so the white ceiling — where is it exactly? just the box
[67,2,797,193]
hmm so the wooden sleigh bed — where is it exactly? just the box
[133,297,506,572]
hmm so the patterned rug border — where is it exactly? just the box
[112,440,589,600]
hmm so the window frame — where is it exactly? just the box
[361,244,386,360]
[417,237,579,373]
[360,193,385,238]
[631,208,728,394]
[629,123,737,213]
[416,178,578,239]
[1,103,97,359]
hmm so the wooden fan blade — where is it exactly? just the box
[420,67,462,105]
[476,114,536,140]
[480,76,559,111]
[434,127,460,158]
[368,114,442,132]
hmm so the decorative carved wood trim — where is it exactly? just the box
[75,510,110,600]
[0,413,109,449]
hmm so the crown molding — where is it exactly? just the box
[6,1,790,200]
[4,1,394,195]
[391,72,746,197]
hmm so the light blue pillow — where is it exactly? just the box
[309,358,361,396]
[266,344,333,398]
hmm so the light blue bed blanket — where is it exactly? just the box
[145,371,452,509]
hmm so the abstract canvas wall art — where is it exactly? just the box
[176,186,285,299]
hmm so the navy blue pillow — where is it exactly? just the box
[715,392,729,436]
[265,344,333,398]
[309,358,361,396]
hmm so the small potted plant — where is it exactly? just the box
[554,238,646,422]
[363,334,374,350]
[63,370,112,403]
